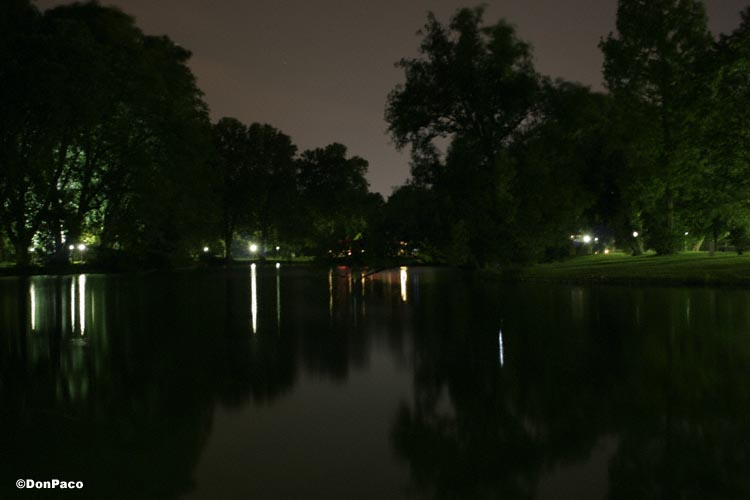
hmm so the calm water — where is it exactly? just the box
[1,266,750,499]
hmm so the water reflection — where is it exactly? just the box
[498,328,504,367]
[2,270,750,499]
[29,282,36,332]
[400,266,408,302]
[251,263,257,334]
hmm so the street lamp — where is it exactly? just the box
[76,244,86,262]
[249,243,258,256]
[632,231,639,238]
[203,246,209,253]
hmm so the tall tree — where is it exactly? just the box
[0,1,213,266]
[386,6,541,266]
[600,0,713,254]
[686,8,750,252]
[213,119,297,259]
[244,123,297,252]
[297,143,371,254]
[213,118,253,260]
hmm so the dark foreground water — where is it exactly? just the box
[1,266,750,499]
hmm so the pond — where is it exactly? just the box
[1,266,749,499]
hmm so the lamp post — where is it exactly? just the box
[77,243,86,262]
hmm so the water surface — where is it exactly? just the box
[1,267,749,499]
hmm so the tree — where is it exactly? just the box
[386,6,541,266]
[213,119,297,259]
[0,1,214,266]
[296,143,371,254]
[214,117,254,260]
[243,123,297,252]
[684,8,750,254]
[600,0,713,254]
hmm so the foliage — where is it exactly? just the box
[386,6,542,266]
[600,0,713,254]
[297,143,375,255]
[0,0,214,266]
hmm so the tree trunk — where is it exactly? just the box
[13,239,30,267]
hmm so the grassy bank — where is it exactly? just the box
[519,252,750,286]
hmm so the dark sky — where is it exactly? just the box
[35,0,748,196]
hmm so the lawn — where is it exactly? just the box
[520,251,750,286]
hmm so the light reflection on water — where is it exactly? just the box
[250,263,257,334]
[3,268,750,500]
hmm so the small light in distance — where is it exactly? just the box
[77,244,86,251]
[69,245,75,250]
[250,243,258,253]
[275,262,281,269]
[633,231,639,238]
[203,246,209,253]
[604,249,610,254]
[583,235,592,243]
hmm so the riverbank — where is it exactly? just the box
[518,252,750,286]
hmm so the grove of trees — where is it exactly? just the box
[0,0,379,267]
[384,2,750,266]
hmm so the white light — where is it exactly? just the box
[203,246,209,253]
[275,246,280,251]
[275,262,281,269]
[78,274,86,336]
[684,232,689,236]
[69,245,75,250]
[583,235,592,243]
[604,249,610,254]
[250,243,258,253]
[633,231,639,238]
[29,283,36,332]
[594,237,599,242]
[77,244,86,251]
[498,329,504,367]
[400,266,408,303]
[251,263,257,334]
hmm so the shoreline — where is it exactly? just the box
[511,252,750,288]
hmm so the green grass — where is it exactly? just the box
[520,251,750,286]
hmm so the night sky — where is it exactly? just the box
[35,0,749,195]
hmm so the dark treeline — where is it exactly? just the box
[385,2,750,266]
[0,0,382,268]
[2,0,750,269]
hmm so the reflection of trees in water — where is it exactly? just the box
[0,268,394,499]
[392,281,750,500]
